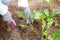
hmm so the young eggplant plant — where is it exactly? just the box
[17,11,34,30]
[31,8,60,40]
[17,11,27,30]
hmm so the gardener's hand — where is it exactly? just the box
[3,11,17,28]
[24,7,34,24]
[26,18,34,24]
[1,0,11,6]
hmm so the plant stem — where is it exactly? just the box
[29,23,34,31]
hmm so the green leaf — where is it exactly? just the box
[54,29,60,40]
[51,9,60,16]
[42,20,46,29]
[30,11,35,19]
[40,12,46,20]
[17,11,26,18]
[31,11,41,19]
[43,30,49,38]
[34,12,41,19]
[44,9,49,16]
[47,15,53,19]
[47,35,53,40]
[31,11,36,18]
[31,11,47,20]
[47,18,53,29]
[44,0,52,4]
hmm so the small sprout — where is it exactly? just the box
[19,24,27,30]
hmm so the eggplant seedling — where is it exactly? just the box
[18,24,27,30]
[31,8,60,40]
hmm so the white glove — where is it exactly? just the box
[18,0,33,24]
[24,7,33,24]
[3,11,16,27]
[1,0,11,6]
[0,3,8,15]
[18,0,29,8]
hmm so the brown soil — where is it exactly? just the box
[0,0,60,40]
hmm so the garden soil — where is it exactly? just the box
[0,0,60,40]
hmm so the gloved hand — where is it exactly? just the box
[18,0,34,24]
[1,0,11,6]
[24,7,34,24]
[18,0,29,8]
[3,11,16,27]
